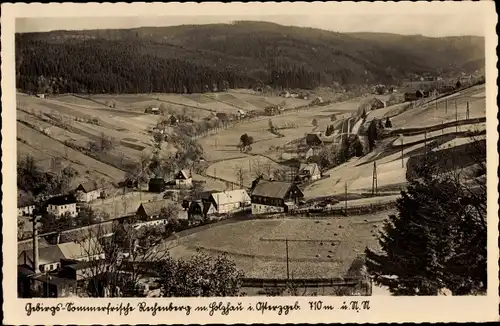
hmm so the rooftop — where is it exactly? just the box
[251,181,294,199]
[46,194,77,206]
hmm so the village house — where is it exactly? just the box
[36,93,46,99]
[46,194,78,217]
[208,189,251,214]
[18,195,35,216]
[237,109,247,119]
[216,112,230,124]
[18,238,105,274]
[174,169,193,188]
[187,200,217,221]
[75,180,101,202]
[149,177,166,193]
[17,238,105,298]
[305,132,335,147]
[296,163,322,182]
[145,107,160,115]
[135,200,187,228]
[251,181,304,215]
[136,200,170,222]
[368,98,386,110]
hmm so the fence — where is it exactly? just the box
[252,201,397,219]
[241,277,372,296]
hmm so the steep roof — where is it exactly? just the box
[77,180,99,193]
[251,181,294,199]
[180,169,192,179]
[58,238,104,259]
[216,112,230,121]
[211,189,250,206]
[299,163,320,176]
[18,194,35,207]
[19,245,65,266]
[46,194,77,206]
[17,238,51,256]
[138,199,170,216]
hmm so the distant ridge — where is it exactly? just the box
[16,21,485,95]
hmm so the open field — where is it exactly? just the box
[161,211,392,278]
[90,191,164,219]
[17,121,126,182]
[206,155,286,187]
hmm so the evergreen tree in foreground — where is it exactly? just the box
[365,141,486,295]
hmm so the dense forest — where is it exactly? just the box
[16,21,485,95]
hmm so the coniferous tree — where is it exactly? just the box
[365,143,486,295]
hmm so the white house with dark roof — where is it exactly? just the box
[46,194,78,217]
[174,169,193,187]
[209,189,251,214]
[297,163,322,182]
[251,181,304,215]
[18,195,36,216]
[75,180,101,202]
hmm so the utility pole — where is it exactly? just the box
[344,182,348,215]
[445,98,448,114]
[372,161,378,196]
[424,129,427,154]
[285,239,290,280]
[466,101,470,120]
[400,135,404,168]
[455,100,458,132]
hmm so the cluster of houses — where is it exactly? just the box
[18,180,103,219]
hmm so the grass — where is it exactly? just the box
[206,155,285,187]
[164,211,392,278]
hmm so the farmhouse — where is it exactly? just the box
[216,112,230,123]
[36,93,46,99]
[209,189,251,214]
[145,107,160,115]
[296,163,322,182]
[251,181,304,215]
[18,239,105,274]
[46,195,78,218]
[174,169,193,187]
[149,177,166,193]
[368,98,385,110]
[237,109,246,119]
[75,180,101,202]
[305,132,335,147]
[136,200,170,221]
[187,200,217,221]
[312,97,324,105]
[18,195,35,216]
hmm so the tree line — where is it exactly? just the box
[16,40,324,95]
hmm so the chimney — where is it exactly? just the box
[32,215,41,274]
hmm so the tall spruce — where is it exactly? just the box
[365,138,486,295]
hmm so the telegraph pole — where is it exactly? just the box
[372,161,378,196]
[285,239,290,280]
[344,182,348,215]
[424,129,427,154]
[466,101,470,119]
[455,100,458,132]
[445,98,448,114]
[400,135,404,168]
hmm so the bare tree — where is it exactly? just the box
[235,166,245,188]
[76,221,170,297]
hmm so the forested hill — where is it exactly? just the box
[16,21,485,95]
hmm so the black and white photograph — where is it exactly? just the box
[2,1,498,324]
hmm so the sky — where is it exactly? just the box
[16,13,486,38]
